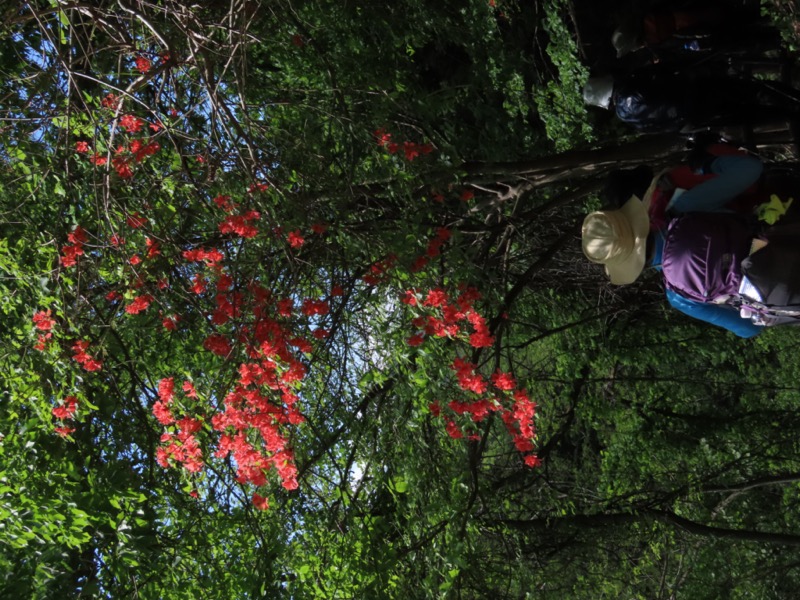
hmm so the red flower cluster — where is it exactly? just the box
[287,230,305,249]
[89,153,108,166]
[52,395,79,420]
[301,299,329,316]
[162,314,180,331]
[374,128,434,161]
[129,139,160,162]
[52,395,79,438]
[426,227,451,258]
[401,141,434,161]
[183,246,224,266]
[72,340,102,372]
[101,93,120,109]
[203,334,232,357]
[190,274,208,295]
[253,493,270,510]
[399,283,537,465]
[164,287,342,499]
[33,310,56,331]
[108,139,160,179]
[153,378,205,473]
[219,210,260,239]
[125,294,153,315]
[404,285,492,347]
[362,255,397,286]
[410,228,453,273]
[145,237,161,259]
[134,55,152,74]
[119,114,145,133]
[213,194,237,212]
[61,225,87,267]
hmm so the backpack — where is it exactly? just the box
[662,213,755,303]
[739,220,800,320]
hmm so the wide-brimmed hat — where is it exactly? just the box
[582,195,650,284]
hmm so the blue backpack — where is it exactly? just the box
[662,213,754,303]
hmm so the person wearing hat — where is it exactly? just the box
[582,153,765,338]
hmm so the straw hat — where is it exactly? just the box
[582,195,650,284]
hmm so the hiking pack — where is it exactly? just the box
[657,162,800,325]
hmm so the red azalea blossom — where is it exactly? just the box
[491,370,516,391]
[125,294,153,315]
[311,223,328,235]
[524,455,541,468]
[204,334,232,357]
[287,230,305,248]
[374,128,392,147]
[158,377,175,403]
[301,299,329,316]
[460,189,474,202]
[253,493,270,510]
[190,275,208,295]
[145,238,161,259]
[101,93,119,109]
[423,289,448,308]
[469,330,495,348]
[72,340,103,372]
[213,195,236,212]
[183,380,198,398]
[52,395,79,420]
[406,334,424,347]
[55,426,76,438]
[113,155,134,178]
[89,153,108,166]
[119,114,145,133]
[219,213,259,239]
[277,298,293,317]
[216,274,233,291]
[32,310,56,331]
[75,141,89,153]
[445,420,463,439]
[130,139,160,162]
[183,247,224,265]
[401,290,417,306]
[34,333,52,351]
[67,226,88,245]
[135,55,152,73]
[403,141,420,161]
[410,256,428,272]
